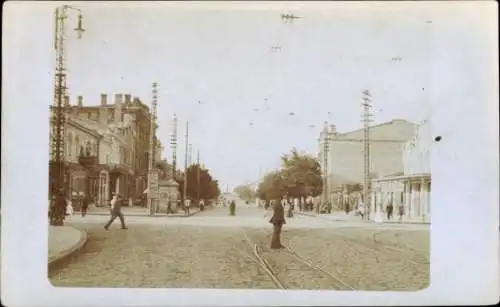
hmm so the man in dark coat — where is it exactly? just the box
[269,198,286,249]
[104,194,127,230]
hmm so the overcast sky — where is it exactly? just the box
[10,1,490,192]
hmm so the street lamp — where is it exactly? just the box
[49,5,86,226]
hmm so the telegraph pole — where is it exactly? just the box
[49,5,85,226]
[361,90,373,219]
[169,114,178,179]
[147,82,159,216]
[321,122,330,214]
[196,149,201,202]
[183,121,189,203]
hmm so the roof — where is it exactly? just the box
[321,119,417,143]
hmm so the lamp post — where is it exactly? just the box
[49,5,86,226]
[183,121,189,204]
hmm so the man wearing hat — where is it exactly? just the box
[104,193,127,230]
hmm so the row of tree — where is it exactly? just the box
[233,184,257,202]
[156,161,221,201]
[256,148,324,201]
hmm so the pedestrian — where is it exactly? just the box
[387,201,394,220]
[398,204,404,223]
[287,200,294,218]
[358,204,365,220]
[199,199,205,211]
[269,198,286,249]
[229,200,236,216]
[81,195,89,217]
[184,198,191,216]
[66,198,74,216]
[104,194,127,230]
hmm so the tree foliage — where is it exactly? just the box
[257,171,287,201]
[257,148,323,201]
[233,184,256,202]
[176,164,221,201]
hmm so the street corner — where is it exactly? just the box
[48,225,88,269]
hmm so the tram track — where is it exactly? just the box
[242,228,354,290]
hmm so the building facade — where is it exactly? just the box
[371,120,431,221]
[65,93,155,201]
[318,119,416,210]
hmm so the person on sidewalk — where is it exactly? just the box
[104,194,127,230]
[269,198,286,249]
[358,204,365,220]
[386,201,394,220]
[66,198,74,217]
[184,199,191,216]
[81,195,89,217]
[398,204,404,223]
[287,199,294,218]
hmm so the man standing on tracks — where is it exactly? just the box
[269,197,286,249]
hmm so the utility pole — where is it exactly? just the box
[183,121,189,203]
[321,121,330,214]
[49,5,85,226]
[169,113,178,179]
[361,90,373,219]
[147,82,159,216]
[196,149,200,202]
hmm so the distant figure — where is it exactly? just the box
[358,204,365,220]
[387,201,394,220]
[81,195,89,217]
[199,199,205,211]
[229,200,236,216]
[269,198,286,249]
[184,199,191,216]
[398,204,404,223]
[104,194,127,230]
[66,198,74,216]
[287,199,294,218]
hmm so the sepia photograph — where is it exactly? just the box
[2,1,498,306]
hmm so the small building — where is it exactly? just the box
[371,120,431,222]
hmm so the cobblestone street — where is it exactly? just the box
[49,206,429,290]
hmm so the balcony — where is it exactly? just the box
[78,154,98,167]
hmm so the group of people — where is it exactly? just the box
[355,201,406,222]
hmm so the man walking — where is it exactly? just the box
[104,194,127,230]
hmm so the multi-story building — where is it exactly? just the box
[66,93,155,200]
[318,119,416,211]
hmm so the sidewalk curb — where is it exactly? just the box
[48,228,88,271]
[295,212,430,225]
[84,208,207,218]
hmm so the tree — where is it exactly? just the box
[234,184,256,202]
[280,148,323,198]
[176,164,221,201]
[257,170,287,201]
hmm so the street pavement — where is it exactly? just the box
[49,205,430,290]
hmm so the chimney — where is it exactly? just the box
[99,93,107,126]
[114,93,123,125]
[77,95,83,107]
[124,94,132,105]
[64,95,70,106]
